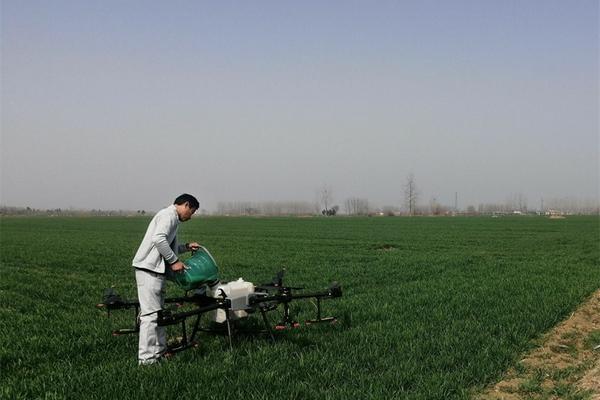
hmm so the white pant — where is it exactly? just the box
[135,269,167,364]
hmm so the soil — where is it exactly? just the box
[476,289,600,400]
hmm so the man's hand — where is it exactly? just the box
[186,242,201,252]
[170,260,186,273]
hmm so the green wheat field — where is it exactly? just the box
[1,216,598,399]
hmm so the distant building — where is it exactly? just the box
[546,209,565,219]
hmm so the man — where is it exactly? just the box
[132,193,201,365]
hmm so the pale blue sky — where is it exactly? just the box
[1,1,598,211]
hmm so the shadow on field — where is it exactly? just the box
[169,313,355,362]
[373,243,397,252]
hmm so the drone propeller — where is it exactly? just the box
[329,282,342,297]
[256,284,305,291]
[96,287,125,308]
[255,269,303,291]
[271,269,285,287]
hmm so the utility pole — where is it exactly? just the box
[455,192,458,213]
[541,197,544,215]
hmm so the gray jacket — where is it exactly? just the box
[132,204,187,274]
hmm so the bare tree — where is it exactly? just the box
[504,193,528,213]
[429,196,446,215]
[478,202,505,214]
[215,200,315,216]
[344,197,369,215]
[517,193,527,213]
[319,185,333,214]
[404,173,419,216]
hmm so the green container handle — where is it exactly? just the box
[167,245,220,290]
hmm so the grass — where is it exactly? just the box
[0,215,598,399]
[584,330,600,350]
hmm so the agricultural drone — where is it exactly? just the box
[96,247,342,353]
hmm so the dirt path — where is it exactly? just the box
[476,289,600,400]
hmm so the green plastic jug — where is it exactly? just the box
[167,247,220,291]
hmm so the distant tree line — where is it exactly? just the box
[344,198,369,216]
[215,201,316,216]
[3,197,598,218]
[3,175,598,217]
[0,206,151,217]
[213,178,598,217]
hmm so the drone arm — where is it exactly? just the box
[158,298,231,326]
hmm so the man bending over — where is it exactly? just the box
[132,193,201,365]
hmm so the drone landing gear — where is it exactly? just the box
[166,340,199,355]
[305,297,337,325]
[274,301,300,330]
[159,301,234,353]
[273,296,337,329]
[274,322,300,330]
[97,301,140,336]
[258,307,277,341]
[165,314,202,354]
[112,327,139,336]
[305,317,336,325]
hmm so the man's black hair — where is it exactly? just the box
[174,194,199,209]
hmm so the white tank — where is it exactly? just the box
[210,278,255,323]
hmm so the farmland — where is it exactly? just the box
[0,216,598,399]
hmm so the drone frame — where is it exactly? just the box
[96,271,342,353]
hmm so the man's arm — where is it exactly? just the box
[178,242,201,253]
[169,242,201,273]
[151,214,179,266]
